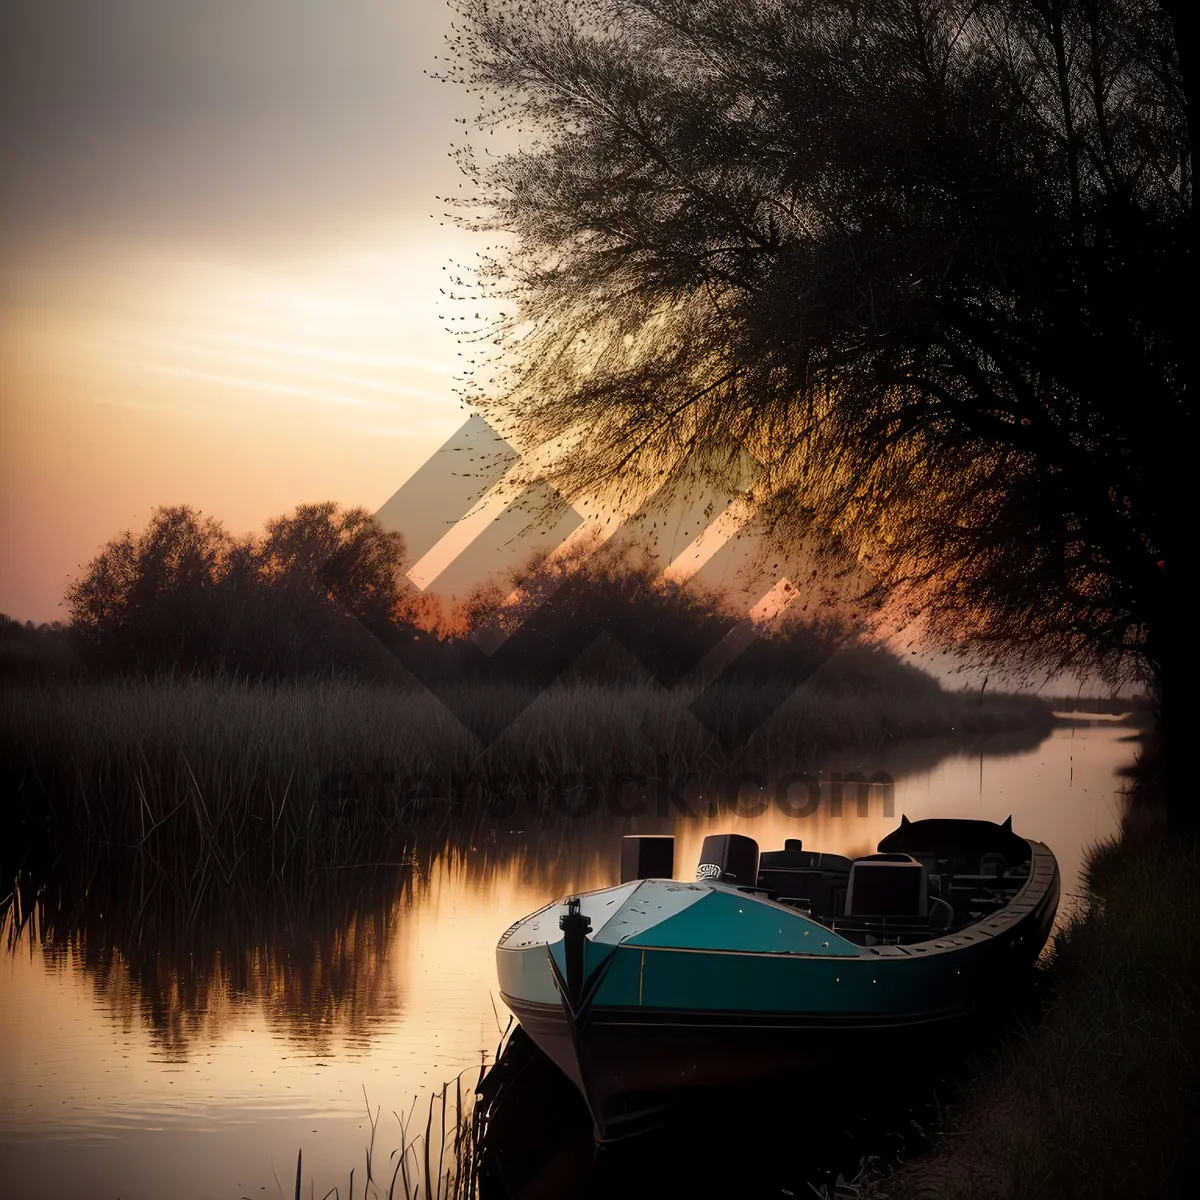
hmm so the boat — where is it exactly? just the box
[495,816,1059,1141]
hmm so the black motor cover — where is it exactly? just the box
[846,853,928,917]
[696,833,760,885]
[620,835,675,883]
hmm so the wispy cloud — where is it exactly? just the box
[149,365,388,409]
[211,334,459,375]
[169,343,456,405]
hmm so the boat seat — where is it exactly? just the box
[845,854,928,918]
[928,897,954,931]
[759,848,853,873]
[980,852,1007,877]
[757,866,847,919]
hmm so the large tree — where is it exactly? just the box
[448,0,1190,781]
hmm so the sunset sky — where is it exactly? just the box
[1,1,478,621]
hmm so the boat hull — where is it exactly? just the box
[503,993,981,1139]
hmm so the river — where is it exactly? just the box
[0,716,1140,1197]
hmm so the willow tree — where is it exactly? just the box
[446,0,1189,791]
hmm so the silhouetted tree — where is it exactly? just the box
[258,502,406,622]
[464,539,740,681]
[449,0,1189,806]
[65,504,407,678]
[242,503,407,674]
[66,506,230,672]
[1158,1,1198,187]
[454,538,859,686]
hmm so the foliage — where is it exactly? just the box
[60,503,871,689]
[446,0,1190,693]
[63,502,407,678]
[451,537,747,684]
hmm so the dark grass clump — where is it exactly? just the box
[285,1074,489,1199]
[886,833,1200,1199]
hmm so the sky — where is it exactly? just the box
[1,1,480,621]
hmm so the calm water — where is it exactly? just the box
[0,719,1138,1197]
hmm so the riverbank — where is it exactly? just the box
[881,761,1199,1200]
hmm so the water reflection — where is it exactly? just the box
[10,860,410,1061]
[0,720,1139,1198]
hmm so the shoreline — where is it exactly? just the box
[875,756,1198,1200]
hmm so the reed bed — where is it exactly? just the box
[289,1076,484,1200]
[1,675,1049,878]
[2,671,1049,789]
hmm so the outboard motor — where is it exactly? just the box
[696,833,760,886]
[620,835,675,883]
[846,853,928,917]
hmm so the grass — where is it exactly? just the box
[882,808,1200,1198]
[0,670,1051,923]
[285,1077,484,1200]
[1,668,1049,837]
[0,671,1051,930]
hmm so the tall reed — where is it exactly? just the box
[1,674,1051,904]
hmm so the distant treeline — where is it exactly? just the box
[3,503,405,681]
[2,503,865,689]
